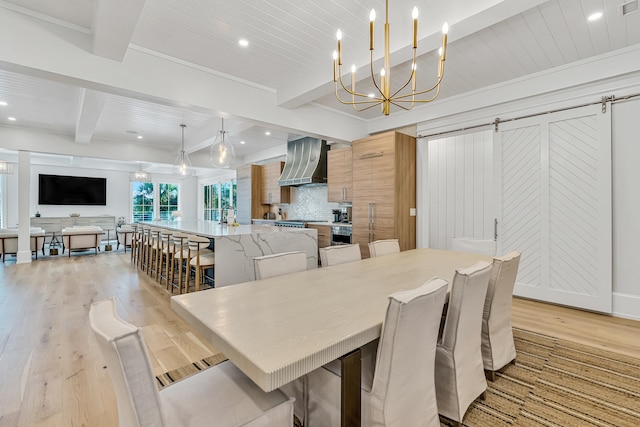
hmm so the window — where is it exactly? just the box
[203,180,236,221]
[159,183,179,220]
[203,184,219,221]
[132,181,154,222]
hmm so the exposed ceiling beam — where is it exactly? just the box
[75,88,107,143]
[0,7,367,144]
[92,0,146,61]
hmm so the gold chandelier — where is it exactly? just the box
[332,0,448,116]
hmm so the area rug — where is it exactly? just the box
[155,328,640,426]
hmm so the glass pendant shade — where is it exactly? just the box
[0,160,14,175]
[210,119,236,169]
[130,169,151,182]
[173,124,193,179]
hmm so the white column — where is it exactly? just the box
[16,150,31,264]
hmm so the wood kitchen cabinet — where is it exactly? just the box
[352,131,416,258]
[306,224,330,262]
[236,164,267,224]
[327,147,353,202]
[261,161,290,204]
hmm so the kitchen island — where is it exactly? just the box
[141,220,317,286]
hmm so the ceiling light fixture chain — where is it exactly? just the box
[173,123,193,179]
[332,0,448,116]
[210,118,236,169]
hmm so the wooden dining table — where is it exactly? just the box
[171,247,492,427]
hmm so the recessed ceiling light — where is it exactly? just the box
[265,131,271,136]
[0,101,7,106]
[239,39,249,47]
[588,11,603,21]
[137,135,143,139]
[7,117,16,121]
[240,140,246,144]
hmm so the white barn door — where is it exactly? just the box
[495,105,612,313]
[421,130,494,250]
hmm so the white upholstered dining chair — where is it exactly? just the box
[368,239,400,258]
[435,261,492,427]
[482,250,521,381]
[305,277,449,427]
[89,298,294,427]
[319,244,361,267]
[253,251,307,280]
[451,237,497,256]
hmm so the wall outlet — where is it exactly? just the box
[410,208,417,216]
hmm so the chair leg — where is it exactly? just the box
[485,369,496,382]
[479,391,487,401]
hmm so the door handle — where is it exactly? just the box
[368,203,372,230]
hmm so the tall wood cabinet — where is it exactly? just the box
[327,147,353,202]
[236,164,266,224]
[352,131,416,258]
[261,161,290,205]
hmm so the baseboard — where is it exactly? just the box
[612,292,640,321]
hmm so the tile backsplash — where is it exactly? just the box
[273,185,342,221]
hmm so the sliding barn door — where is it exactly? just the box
[422,130,494,250]
[495,105,612,313]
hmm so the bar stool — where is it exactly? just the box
[157,229,174,286]
[130,224,139,264]
[169,232,189,293]
[137,225,151,270]
[185,235,214,292]
[146,228,161,277]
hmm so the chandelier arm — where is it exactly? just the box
[388,49,417,100]
[392,84,441,103]
[334,85,384,106]
[389,100,413,111]
[394,61,445,99]
[337,66,380,99]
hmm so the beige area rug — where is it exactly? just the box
[156,328,640,426]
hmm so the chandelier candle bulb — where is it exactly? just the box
[412,63,416,91]
[337,29,342,65]
[441,22,448,60]
[412,7,418,48]
[370,9,375,50]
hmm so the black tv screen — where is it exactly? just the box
[38,174,107,206]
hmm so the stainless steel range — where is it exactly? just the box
[274,219,326,228]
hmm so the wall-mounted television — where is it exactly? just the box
[38,174,107,206]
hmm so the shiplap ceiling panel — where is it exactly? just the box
[1,0,639,168]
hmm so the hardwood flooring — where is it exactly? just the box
[0,251,638,426]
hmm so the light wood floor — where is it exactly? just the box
[0,252,638,426]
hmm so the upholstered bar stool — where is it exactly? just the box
[157,229,174,285]
[146,228,161,277]
[136,225,150,270]
[185,235,214,292]
[130,224,140,264]
[169,232,189,293]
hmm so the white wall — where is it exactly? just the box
[3,160,198,227]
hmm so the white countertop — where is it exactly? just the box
[140,219,311,238]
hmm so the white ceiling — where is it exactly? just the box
[0,0,639,174]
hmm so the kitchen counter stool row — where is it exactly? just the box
[126,224,214,293]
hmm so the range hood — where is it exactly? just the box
[278,137,328,186]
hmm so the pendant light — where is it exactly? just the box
[173,124,193,179]
[0,160,14,175]
[130,162,151,182]
[210,118,236,169]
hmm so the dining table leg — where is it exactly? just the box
[340,348,361,427]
